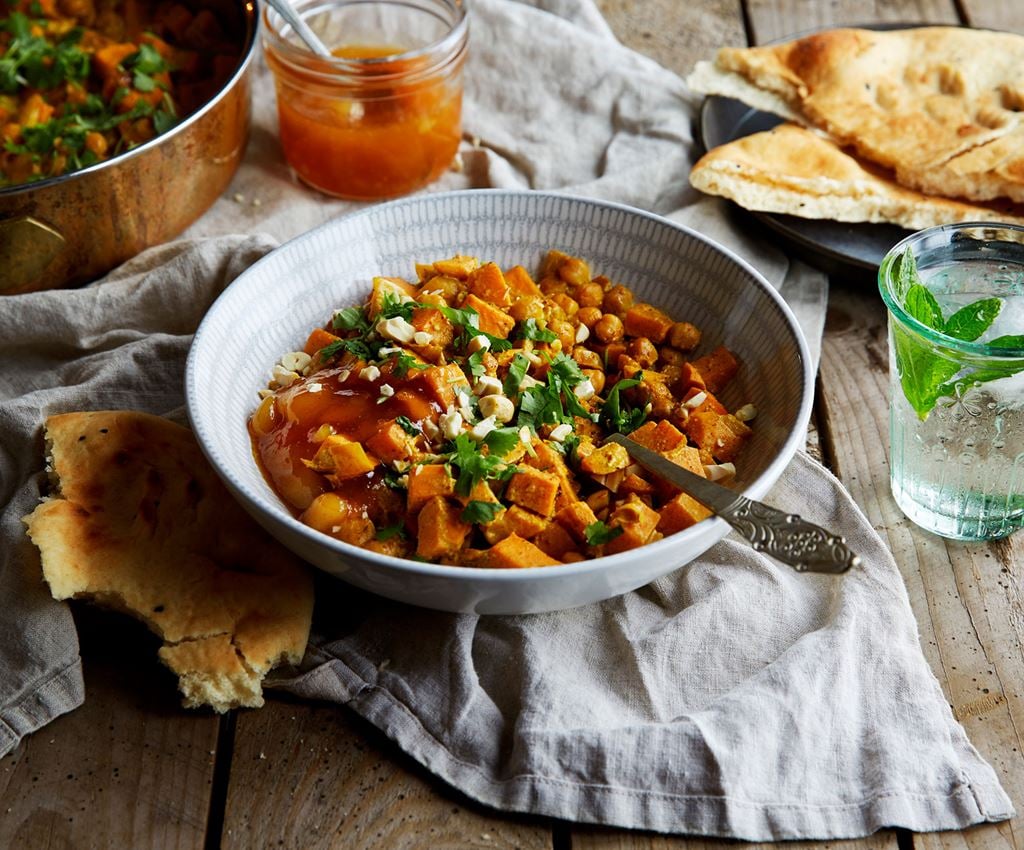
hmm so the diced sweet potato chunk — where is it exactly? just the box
[605,496,660,555]
[468,263,512,308]
[304,327,341,356]
[407,464,455,514]
[365,420,415,464]
[300,492,375,545]
[505,466,560,517]
[483,505,549,544]
[681,387,727,416]
[483,533,561,568]
[504,265,542,298]
[368,276,418,318]
[460,293,516,339]
[433,255,480,279]
[526,441,579,508]
[691,345,740,394]
[685,410,752,464]
[308,436,378,479]
[416,496,471,560]
[657,492,712,534]
[533,522,577,559]
[422,363,470,408]
[624,303,674,343]
[555,501,599,543]
[411,307,455,355]
[629,420,686,453]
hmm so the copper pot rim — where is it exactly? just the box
[0,0,260,200]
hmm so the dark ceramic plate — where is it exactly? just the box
[696,23,931,279]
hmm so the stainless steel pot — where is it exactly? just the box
[0,0,258,295]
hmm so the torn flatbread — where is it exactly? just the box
[689,123,1024,230]
[688,27,1024,203]
[23,410,315,713]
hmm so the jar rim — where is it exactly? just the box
[262,0,468,81]
[878,221,1024,358]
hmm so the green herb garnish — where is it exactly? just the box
[598,377,646,434]
[445,433,517,497]
[375,522,407,541]
[584,520,623,547]
[461,500,503,524]
[392,351,428,378]
[891,248,1024,419]
[396,416,420,436]
[517,318,558,343]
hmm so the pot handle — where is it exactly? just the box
[0,216,65,294]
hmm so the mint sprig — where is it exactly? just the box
[892,248,1024,419]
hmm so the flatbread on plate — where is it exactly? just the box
[689,123,1024,230]
[23,411,315,713]
[687,27,1024,203]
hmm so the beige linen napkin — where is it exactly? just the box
[0,0,1011,840]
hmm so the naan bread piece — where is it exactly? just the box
[687,27,1024,203]
[689,123,1024,230]
[23,411,315,713]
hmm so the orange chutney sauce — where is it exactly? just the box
[249,360,440,529]
[267,44,463,200]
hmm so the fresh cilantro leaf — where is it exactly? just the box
[375,522,407,541]
[133,71,157,92]
[396,416,421,436]
[381,469,408,490]
[550,432,580,462]
[467,349,487,380]
[483,427,521,456]
[392,352,427,378]
[439,305,512,352]
[446,433,516,497]
[517,318,557,343]
[584,520,623,547]
[378,290,419,321]
[599,377,646,434]
[152,108,177,135]
[123,42,169,76]
[503,353,531,397]
[547,352,586,389]
[332,306,369,331]
[319,336,379,362]
[461,500,503,525]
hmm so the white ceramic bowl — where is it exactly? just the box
[186,190,812,614]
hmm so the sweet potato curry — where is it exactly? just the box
[250,251,756,568]
[0,0,238,187]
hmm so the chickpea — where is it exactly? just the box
[627,337,658,368]
[576,281,605,308]
[510,298,544,322]
[572,346,603,370]
[602,285,634,317]
[577,306,602,329]
[582,369,606,395]
[550,319,576,352]
[540,276,568,296]
[550,293,579,317]
[558,256,590,287]
[658,346,687,366]
[668,321,702,351]
[594,313,624,343]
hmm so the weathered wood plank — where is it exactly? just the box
[745,0,958,43]
[0,606,220,850]
[595,0,745,76]
[219,696,553,850]
[818,282,1024,850]
[958,3,1024,32]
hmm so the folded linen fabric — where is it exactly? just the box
[0,0,1011,841]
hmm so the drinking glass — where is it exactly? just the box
[879,223,1024,540]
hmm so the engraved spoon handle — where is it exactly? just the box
[605,434,859,574]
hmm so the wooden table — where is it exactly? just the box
[3,0,1022,847]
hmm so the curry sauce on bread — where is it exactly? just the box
[23,411,314,713]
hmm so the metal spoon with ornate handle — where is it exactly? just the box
[604,434,859,573]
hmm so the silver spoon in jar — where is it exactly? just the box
[264,0,333,58]
[604,433,859,574]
